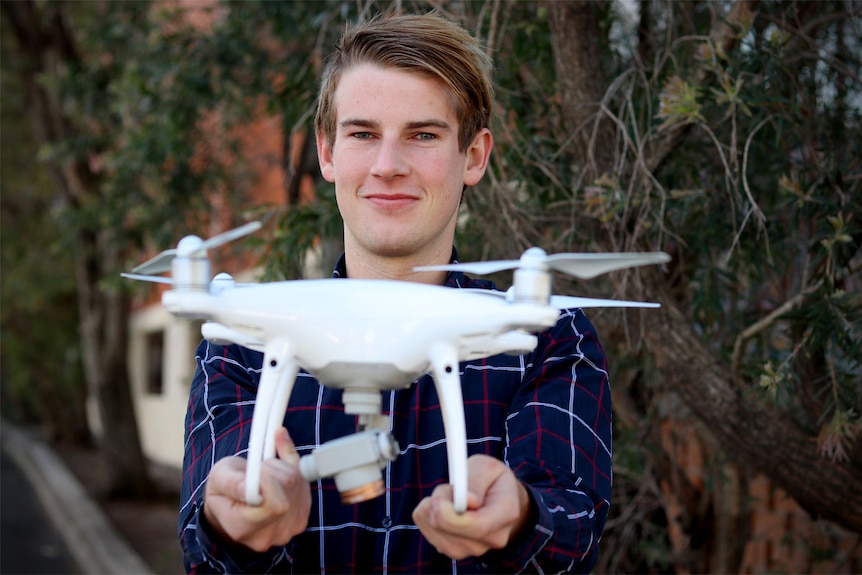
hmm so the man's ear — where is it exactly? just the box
[316,131,336,183]
[463,128,493,187]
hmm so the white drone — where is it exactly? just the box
[124,221,669,512]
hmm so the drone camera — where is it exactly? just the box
[299,430,400,505]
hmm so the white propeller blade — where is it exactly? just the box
[416,251,670,280]
[415,260,521,275]
[120,272,173,285]
[461,289,660,309]
[545,252,671,279]
[131,249,177,275]
[187,221,262,256]
[549,295,660,309]
[130,221,262,275]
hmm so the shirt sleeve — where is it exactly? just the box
[178,340,291,574]
[482,307,612,573]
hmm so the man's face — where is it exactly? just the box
[317,64,491,267]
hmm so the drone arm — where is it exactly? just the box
[244,338,298,506]
[460,331,539,361]
[201,322,265,351]
[428,341,468,514]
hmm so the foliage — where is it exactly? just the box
[453,0,862,469]
[649,0,862,445]
[0,25,87,438]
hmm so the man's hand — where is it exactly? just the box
[412,454,532,560]
[202,427,311,552]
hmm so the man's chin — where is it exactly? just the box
[369,242,420,259]
[364,233,434,259]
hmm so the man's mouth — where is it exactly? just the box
[363,194,419,209]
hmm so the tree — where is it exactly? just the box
[1,0,157,496]
[545,0,862,529]
[0,22,88,442]
[0,0,325,495]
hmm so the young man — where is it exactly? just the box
[180,13,611,573]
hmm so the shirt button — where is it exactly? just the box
[382,516,392,529]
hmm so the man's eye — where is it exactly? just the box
[414,133,437,141]
[351,132,373,140]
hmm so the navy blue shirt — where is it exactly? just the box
[179,256,612,573]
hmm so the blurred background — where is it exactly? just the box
[1,1,860,572]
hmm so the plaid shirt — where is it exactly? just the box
[179,254,612,573]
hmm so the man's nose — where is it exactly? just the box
[370,139,409,179]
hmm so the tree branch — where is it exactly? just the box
[641,271,862,532]
[730,255,862,386]
[644,0,754,173]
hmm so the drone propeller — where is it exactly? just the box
[416,249,670,280]
[131,249,177,276]
[131,221,262,275]
[550,294,660,309]
[463,289,659,309]
[120,272,173,285]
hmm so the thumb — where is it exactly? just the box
[274,426,300,466]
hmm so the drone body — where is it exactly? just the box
[124,222,669,512]
[166,279,559,384]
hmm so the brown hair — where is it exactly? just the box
[315,12,494,152]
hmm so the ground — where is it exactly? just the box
[57,444,184,575]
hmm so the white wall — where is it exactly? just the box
[128,305,199,469]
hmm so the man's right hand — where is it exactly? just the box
[202,427,311,552]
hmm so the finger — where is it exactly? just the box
[464,455,507,506]
[413,499,487,560]
[253,467,289,515]
[421,485,477,532]
[274,426,300,465]
[205,456,249,500]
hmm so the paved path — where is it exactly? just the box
[1,423,153,575]
[1,450,80,574]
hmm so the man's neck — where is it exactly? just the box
[344,245,452,285]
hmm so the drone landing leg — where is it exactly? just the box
[263,355,299,461]
[429,341,468,514]
[245,338,296,506]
